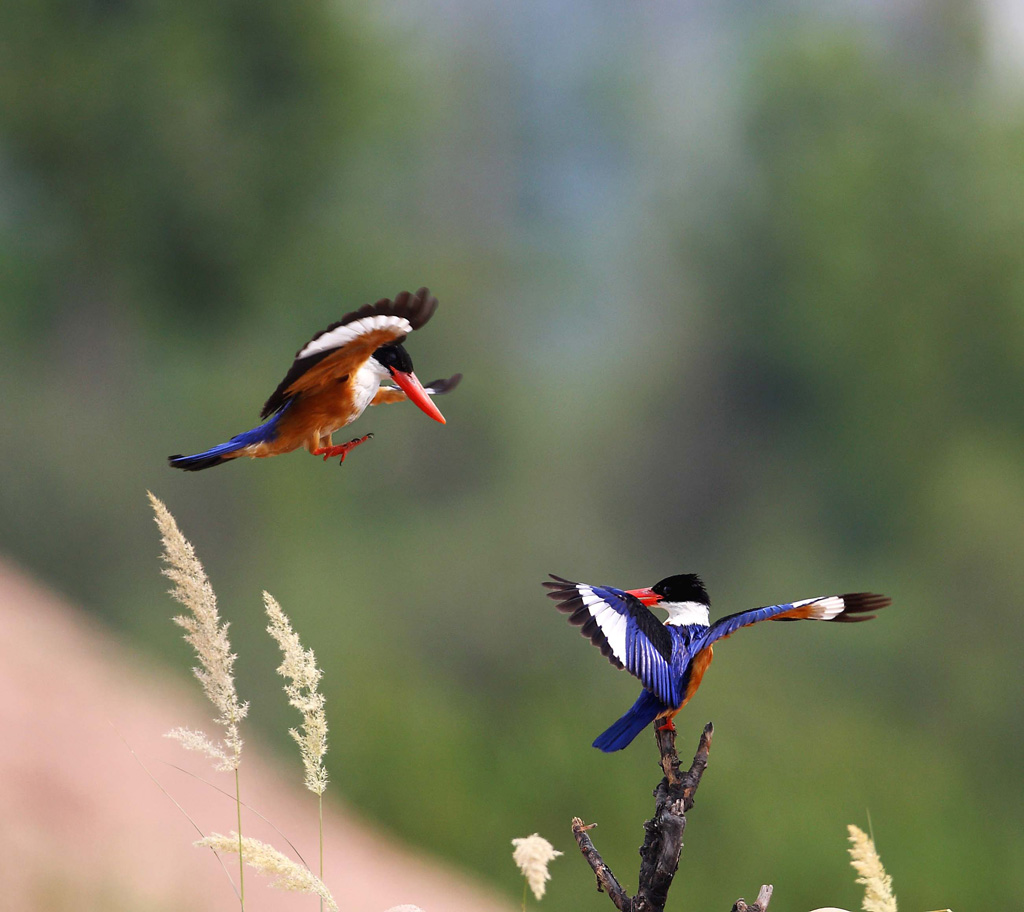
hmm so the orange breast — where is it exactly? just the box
[679,645,714,710]
[272,382,360,451]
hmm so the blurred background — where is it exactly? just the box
[2,0,1023,909]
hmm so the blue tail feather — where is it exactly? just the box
[592,689,666,752]
[169,408,286,471]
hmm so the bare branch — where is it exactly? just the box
[732,883,774,912]
[635,722,712,912]
[570,723,772,912]
[571,818,631,912]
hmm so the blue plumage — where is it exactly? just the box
[595,624,705,751]
[546,573,891,752]
[168,407,287,471]
[593,689,664,752]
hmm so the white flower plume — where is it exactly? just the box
[264,591,328,795]
[847,825,897,912]
[196,832,337,911]
[512,833,562,901]
[149,492,248,771]
[163,726,229,767]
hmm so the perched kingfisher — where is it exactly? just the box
[169,288,460,470]
[544,573,891,752]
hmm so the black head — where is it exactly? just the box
[651,574,710,606]
[372,342,414,375]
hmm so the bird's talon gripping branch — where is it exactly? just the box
[656,718,676,733]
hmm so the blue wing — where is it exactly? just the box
[544,575,681,707]
[698,592,892,650]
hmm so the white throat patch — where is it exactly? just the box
[663,600,710,627]
[334,358,390,431]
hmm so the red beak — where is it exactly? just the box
[625,587,662,607]
[392,370,446,424]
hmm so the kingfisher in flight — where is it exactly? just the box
[169,288,460,470]
[544,573,891,752]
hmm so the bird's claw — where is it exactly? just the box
[312,433,374,465]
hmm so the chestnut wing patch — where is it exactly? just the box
[261,288,439,417]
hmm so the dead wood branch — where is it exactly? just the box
[571,722,773,912]
[731,883,774,911]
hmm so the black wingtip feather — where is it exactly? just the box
[543,574,581,613]
[351,287,438,333]
[833,592,892,623]
[423,373,463,396]
[543,574,628,670]
[545,573,575,585]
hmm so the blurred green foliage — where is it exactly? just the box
[1,2,1022,910]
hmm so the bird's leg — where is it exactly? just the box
[656,713,677,733]
[311,433,374,464]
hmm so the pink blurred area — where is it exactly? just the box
[0,559,511,912]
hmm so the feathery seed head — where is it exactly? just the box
[164,727,231,769]
[264,591,329,794]
[149,492,247,770]
[196,832,337,911]
[512,833,562,901]
[847,825,897,912]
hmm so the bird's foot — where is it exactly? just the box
[312,433,374,464]
[656,717,676,733]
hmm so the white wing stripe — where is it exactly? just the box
[594,609,628,665]
[809,596,844,619]
[297,315,412,359]
[791,595,845,620]
[577,585,630,664]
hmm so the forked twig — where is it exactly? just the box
[571,723,772,912]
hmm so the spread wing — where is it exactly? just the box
[260,287,439,418]
[371,373,463,406]
[544,575,681,706]
[699,592,892,650]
